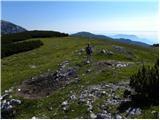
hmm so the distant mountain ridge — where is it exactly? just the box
[1,20,27,35]
[114,38,149,47]
[111,34,150,45]
[71,31,112,40]
[1,20,150,47]
[71,31,150,47]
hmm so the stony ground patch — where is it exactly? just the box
[16,61,78,99]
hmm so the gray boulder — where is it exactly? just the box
[96,113,112,119]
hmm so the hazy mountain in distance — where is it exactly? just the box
[1,20,27,35]
[72,32,150,47]
[111,34,151,45]
[114,38,149,47]
[112,34,139,40]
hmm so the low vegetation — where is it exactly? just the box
[1,30,69,57]
[130,59,159,105]
[152,44,159,47]
[1,36,159,119]
[2,30,68,44]
[2,40,43,58]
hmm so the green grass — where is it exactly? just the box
[1,36,158,118]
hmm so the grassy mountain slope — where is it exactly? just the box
[1,36,158,119]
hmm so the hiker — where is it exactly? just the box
[85,43,93,63]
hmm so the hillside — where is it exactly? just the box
[72,32,150,47]
[1,20,27,34]
[1,36,158,119]
[1,30,68,58]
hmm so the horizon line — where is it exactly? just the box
[1,0,157,2]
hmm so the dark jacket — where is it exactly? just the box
[86,46,92,55]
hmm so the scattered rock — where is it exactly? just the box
[114,112,122,119]
[96,113,112,119]
[82,73,85,76]
[70,95,77,100]
[48,106,53,111]
[5,90,9,93]
[101,49,106,54]
[106,98,121,105]
[80,48,85,52]
[79,97,86,104]
[101,49,114,55]
[112,45,135,60]
[1,88,22,119]
[32,116,38,119]
[17,89,21,92]
[101,91,106,95]
[90,112,97,119]
[78,52,81,55]
[29,65,36,69]
[76,81,135,119]
[112,46,126,53]
[151,110,156,114]
[86,69,91,73]
[86,100,93,112]
[87,104,93,112]
[8,88,13,93]
[62,106,69,111]
[10,99,21,105]
[95,60,130,71]
[1,93,10,100]
[116,63,128,68]
[61,100,69,111]
[126,107,142,116]
[61,100,68,106]
[85,60,90,64]
[75,48,85,56]
[71,109,75,112]
[17,61,77,99]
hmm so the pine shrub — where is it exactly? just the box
[130,59,159,104]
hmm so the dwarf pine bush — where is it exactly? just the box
[130,59,159,104]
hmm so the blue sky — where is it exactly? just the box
[1,1,158,44]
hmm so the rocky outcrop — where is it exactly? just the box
[60,81,142,119]
[17,61,78,99]
[1,87,22,119]
[100,49,114,55]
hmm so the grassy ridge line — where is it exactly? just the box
[1,37,158,92]
[1,36,158,118]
